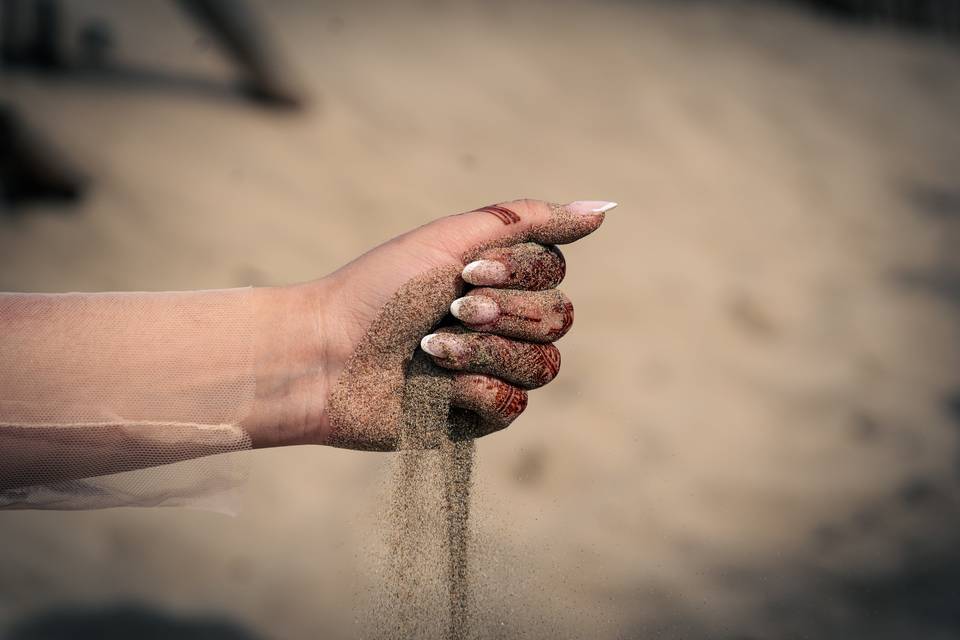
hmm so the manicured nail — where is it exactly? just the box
[421,333,466,358]
[462,259,509,286]
[450,295,499,324]
[566,200,618,215]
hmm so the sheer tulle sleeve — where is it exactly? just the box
[0,289,256,512]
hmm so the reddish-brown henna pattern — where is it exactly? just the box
[457,287,572,343]
[534,343,561,379]
[467,243,565,291]
[493,382,528,418]
[425,330,559,389]
[474,204,521,225]
[548,299,575,340]
[500,308,543,323]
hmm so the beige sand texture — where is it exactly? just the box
[2,0,960,638]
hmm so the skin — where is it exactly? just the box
[244,198,608,449]
[0,199,608,489]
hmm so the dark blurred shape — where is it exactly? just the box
[943,390,960,427]
[511,446,547,486]
[77,19,114,69]
[31,0,62,69]
[832,550,960,636]
[0,0,64,70]
[1,0,306,109]
[2,603,263,640]
[727,292,779,339]
[0,105,86,208]
[0,0,22,63]
[175,0,305,110]
[910,183,960,219]
[896,269,960,306]
[801,0,960,37]
[0,0,307,212]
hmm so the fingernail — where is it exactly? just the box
[421,333,466,358]
[462,259,509,286]
[450,295,499,324]
[566,200,618,216]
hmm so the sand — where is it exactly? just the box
[326,264,476,639]
[335,205,589,638]
[429,328,561,390]
[325,266,462,451]
[388,351,476,640]
[466,242,566,291]
[326,200,603,635]
[329,200,604,633]
[4,2,960,638]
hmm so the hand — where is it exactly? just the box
[246,199,613,450]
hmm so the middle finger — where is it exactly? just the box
[448,287,574,343]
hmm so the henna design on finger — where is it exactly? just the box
[500,308,542,323]
[466,243,565,291]
[547,298,575,340]
[534,343,561,380]
[494,383,528,418]
[474,204,521,225]
[456,288,575,343]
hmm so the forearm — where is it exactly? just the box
[0,197,610,502]
[0,284,327,492]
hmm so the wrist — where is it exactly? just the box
[243,281,333,448]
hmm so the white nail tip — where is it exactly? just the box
[567,200,618,215]
[594,201,619,213]
[462,260,507,285]
[420,334,442,357]
[450,296,498,323]
[461,261,483,278]
[422,333,465,358]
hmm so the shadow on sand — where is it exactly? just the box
[2,603,263,640]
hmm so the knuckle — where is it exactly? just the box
[463,334,497,367]
[474,331,505,354]
[506,198,550,222]
[468,286,499,298]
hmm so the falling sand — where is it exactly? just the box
[391,352,477,640]
[327,265,477,639]
[326,203,605,639]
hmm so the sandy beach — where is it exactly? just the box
[2,1,960,637]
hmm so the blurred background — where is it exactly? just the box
[2,0,960,638]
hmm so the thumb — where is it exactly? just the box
[418,198,616,262]
[458,198,616,247]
